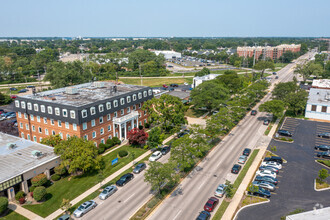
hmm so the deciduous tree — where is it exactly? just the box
[253,60,275,78]
[259,100,286,118]
[127,128,148,146]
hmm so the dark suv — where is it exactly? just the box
[277,130,292,137]
[243,148,251,156]
[251,110,257,116]
[231,164,242,174]
[264,156,283,164]
[116,173,134,186]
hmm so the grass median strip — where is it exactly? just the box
[0,210,28,220]
[24,146,147,217]
[213,149,259,220]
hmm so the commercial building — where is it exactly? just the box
[153,50,182,60]
[305,88,330,121]
[192,74,220,88]
[0,132,59,200]
[237,44,301,60]
[14,82,153,145]
[286,206,330,220]
[311,79,330,89]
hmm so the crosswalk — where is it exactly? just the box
[315,123,330,146]
[280,117,300,135]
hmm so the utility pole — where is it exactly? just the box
[253,43,257,66]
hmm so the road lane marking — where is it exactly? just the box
[217,160,222,167]
[173,210,182,220]
[123,193,136,203]
[198,180,206,190]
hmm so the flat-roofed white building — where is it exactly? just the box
[153,50,182,60]
[192,74,220,88]
[0,133,59,200]
[312,79,330,89]
[305,88,330,121]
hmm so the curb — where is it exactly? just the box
[233,198,270,220]
[314,179,330,192]
[315,160,330,170]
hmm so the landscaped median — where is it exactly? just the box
[23,146,147,218]
[213,149,260,220]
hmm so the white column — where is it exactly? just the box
[113,123,116,138]
[124,122,127,140]
[7,187,15,201]
[44,169,50,179]
[131,119,134,129]
[136,117,139,128]
[119,124,122,140]
[21,181,29,194]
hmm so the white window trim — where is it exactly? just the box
[120,98,125,105]
[15,100,20,108]
[90,107,96,115]
[34,104,39,112]
[62,109,68,117]
[133,94,137,101]
[73,123,77,131]
[70,110,76,119]
[41,105,45,113]
[114,100,118,107]
[83,122,87,130]
[48,106,53,114]
[21,101,26,109]
[106,102,111,110]
[55,107,60,116]
[127,96,131,103]
[27,103,32,110]
[91,119,96,127]
[82,109,87,118]
[99,104,104,112]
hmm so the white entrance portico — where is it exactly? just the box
[112,111,139,140]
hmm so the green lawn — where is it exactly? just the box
[24,146,147,217]
[274,63,288,70]
[213,149,259,220]
[184,108,208,118]
[317,159,330,168]
[0,86,27,95]
[0,210,28,220]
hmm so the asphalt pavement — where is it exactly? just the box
[237,119,330,220]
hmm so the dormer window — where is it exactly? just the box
[82,109,87,118]
[138,92,142,99]
[90,107,96,115]
[120,98,125,105]
[99,104,104,112]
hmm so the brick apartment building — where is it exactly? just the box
[13,82,153,146]
[237,44,301,60]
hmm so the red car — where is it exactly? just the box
[163,84,168,88]
[204,197,219,212]
[10,95,17,99]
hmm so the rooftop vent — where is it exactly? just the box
[31,150,43,158]
[7,143,17,150]
[325,93,330,101]
[94,81,105,88]
[65,87,78,95]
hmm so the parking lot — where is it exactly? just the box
[237,118,330,220]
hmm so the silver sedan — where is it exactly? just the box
[99,185,118,200]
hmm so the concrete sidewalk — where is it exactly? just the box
[8,202,44,220]
[45,150,151,220]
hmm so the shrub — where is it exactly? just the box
[29,186,36,192]
[112,137,121,145]
[51,174,61,181]
[106,138,114,147]
[15,191,25,201]
[33,186,47,202]
[54,165,67,176]
[31,173,48,187]
[139,125,144,130]
[144,123,150,128]
[118,150,128,158]
[105,144,111,149]
[98,146,105,154]
[0,197,8,214]
[99,143,107,149]
[18,197,25,204]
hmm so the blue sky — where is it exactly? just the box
[0,0,329,37]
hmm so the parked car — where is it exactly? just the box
[252,181,275,191]
[261,161,282,169]
[255,175,278,185]
[275,76,279,79]
[256,170,277,178]
[238,155,247,164]
[249,187,271,198]
[231,164,242,174]
[277,130,292,137]
[177,131,189,138]
[203,197,219,212]
[99,185,117,200]
[0,109,4,114]
[6,114,16,119]
[272,72,277,75]
[10,95,18,99]
[184,82,189,86]
[57,214,72,220]
[9,88,17,91]
[314,145,330,151]
[264,156,283,164]
[73,200,97,218]
[163,84,168,88]
[263,119,270,125]
[18,89,28,93]
[251,110,257,116]
[318,132,330,138]
[116,173,134,186]
[26,85,35,88]
[214,184,227,198]
[196,211,211,220]
[149,151,162,162]
[259,166,279,174]
[133,163,147,174]
[243,148,251,156]
[161,146,170,155]
[316,151,330,159]
[170,84,179,87]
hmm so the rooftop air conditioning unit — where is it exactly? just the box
[31,150,43,158]
[7,143,17,150]
[65,87,78,95]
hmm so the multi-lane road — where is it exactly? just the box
[147,52,315,220]
[77,52,314,220]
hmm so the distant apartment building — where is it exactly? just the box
[237,44,301,60]
[14,82,153,146]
